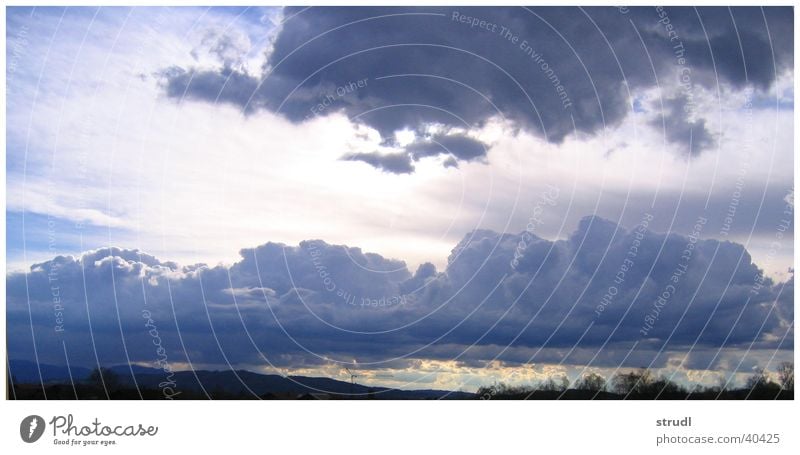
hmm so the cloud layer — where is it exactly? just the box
[8,216,792,376]
[160,6,793,170]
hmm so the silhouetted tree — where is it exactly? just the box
[476,382,535,399]
[777,362,794,391]
[476,384,496,400]
[613,368,653,395]
[745,368,770,390]
[745,367,782,398]
[650,376,685,395]
[575,372,606,392]
[539,375,569,392]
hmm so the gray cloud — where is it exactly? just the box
[7,216,792,373]
[342,132,490,174]
[190,28,252,70]
[341,151,415,174]
[650,95,715,155]
[158,6,792,170]
[406,133,489,163]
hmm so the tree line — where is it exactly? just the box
[476,362,794,400]
[8,363,794,400]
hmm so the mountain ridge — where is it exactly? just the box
[8,360,473,399]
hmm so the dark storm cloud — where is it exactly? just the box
[7,216,791,371]
[158,6,792,170]
[650,95,715,156]
[406,133,488,162]
[160,66,261,109]
[343,132,490,173]
[341,151,415,174]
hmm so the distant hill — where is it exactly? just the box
[9,361,792,400]
[129,369,473,399]
[8,360,91,383]
[8,360,473,400]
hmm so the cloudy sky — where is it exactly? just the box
[6,6,794,393]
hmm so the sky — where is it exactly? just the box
[5,6,794,393]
